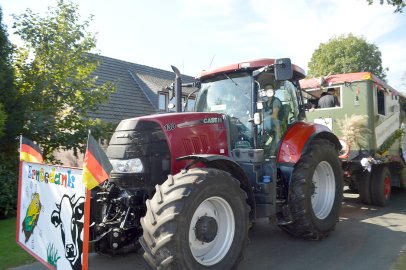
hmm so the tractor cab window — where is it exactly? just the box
[258,80,301,156]
[195,74,253,148]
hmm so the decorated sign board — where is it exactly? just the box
[16,161,90,270]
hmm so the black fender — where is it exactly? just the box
[177,154,256,220]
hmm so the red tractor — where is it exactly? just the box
[91,58,343,269]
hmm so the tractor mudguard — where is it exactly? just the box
[277,122,341,164]
[177,154,256,219]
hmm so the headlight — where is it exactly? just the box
[109,158,144,173]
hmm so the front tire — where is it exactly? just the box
[140,168,250,270]
[279,139,343,239]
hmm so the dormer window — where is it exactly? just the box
[158,92,168,111]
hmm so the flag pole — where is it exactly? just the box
[83,129,92,270]
[86,130,91,153]
[19,135,22,157]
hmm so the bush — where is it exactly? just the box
[0,153,19,219]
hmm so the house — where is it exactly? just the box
[56,54,196,167]
[88,54,197,123]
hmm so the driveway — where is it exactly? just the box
[12,188,406,270]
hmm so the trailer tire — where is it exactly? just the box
[279,139,343,239]
[370,165,391,206]
[357,171,372,205]
[140,168,250,270]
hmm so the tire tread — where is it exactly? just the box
[140,168,250,270]
[279,138,343,240]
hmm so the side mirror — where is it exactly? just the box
[274,58,293,81]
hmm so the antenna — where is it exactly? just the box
[209,55,216,69]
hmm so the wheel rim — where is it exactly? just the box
[311,161,336,219]
[384,176,391,199]
[189,196,235,266]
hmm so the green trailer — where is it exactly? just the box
[300,72,405,206]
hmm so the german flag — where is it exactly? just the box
[20,136,44,163]
[82,133,112,190]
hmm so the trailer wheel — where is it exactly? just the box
[140,168,250,270]
[357,171,372,205]
[370,165,391,206]
[279,139,343,239]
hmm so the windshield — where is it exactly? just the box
[195,74,253,148]
[195,74,252,117]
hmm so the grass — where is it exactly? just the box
[392,251,406,270]
[0,218,36,269]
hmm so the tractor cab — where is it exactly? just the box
[194,58,306,157]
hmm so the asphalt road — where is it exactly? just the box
[13,188,406,270]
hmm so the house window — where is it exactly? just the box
[158,92,168,110]
[377,89,385,115]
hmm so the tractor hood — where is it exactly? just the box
[109,112,229,175]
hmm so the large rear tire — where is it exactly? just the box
[140,168,250,270]
[279,139,343,239]
[370,165,391,206]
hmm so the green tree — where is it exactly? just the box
[308,34,387,80]
[366,0,405,13]
[0,6,22,152]
[0,103,6,138]
[0,14,7,137]
[12,0,116,160]
[0,6,20,218]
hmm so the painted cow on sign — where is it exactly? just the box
[51,194,85,270]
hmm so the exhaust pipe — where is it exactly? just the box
[171,65,182,112]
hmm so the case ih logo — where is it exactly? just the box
[173,117,223,130]
[203,117,223,124]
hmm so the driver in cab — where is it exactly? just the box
[262,84,282,154]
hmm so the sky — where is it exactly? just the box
[2,0,406,90]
